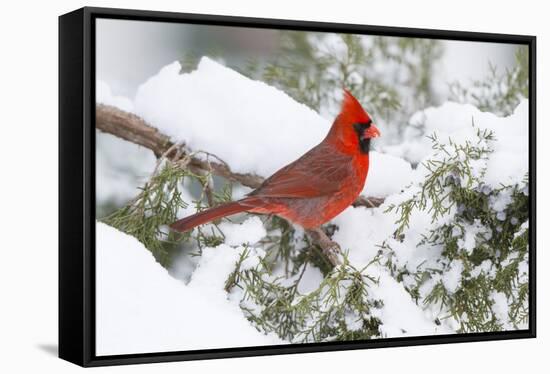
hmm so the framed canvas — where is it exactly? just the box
[59,6,536,367]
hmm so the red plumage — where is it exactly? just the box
[170,89,380,233]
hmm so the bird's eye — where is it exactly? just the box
[353,120,372,135]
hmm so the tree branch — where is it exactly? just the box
[96,104,265,188]
[96,104,384,266]
[352,195,385,208]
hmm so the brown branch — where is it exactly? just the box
[96,104,265,188]
[96,104,384,266]
[96,104,172,158]
[352,195,385,208]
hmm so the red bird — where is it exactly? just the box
[170,90,380,233]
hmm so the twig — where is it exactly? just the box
[96,104,264,188]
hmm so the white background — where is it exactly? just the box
[0,0,546,372]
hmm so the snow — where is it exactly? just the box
[331,204,452,335]
[457,220,484,255]
[95,81,156,206]
[490,189,513,212]
[490,291,510,327]
[363,152,413,197]
[296,265,324,295]
[95,133,157,206]
[368,269,452,337]
[217,216,266,246]
[134,57,328,178]
[442,260,464,293]
[396,99,529,188]
[471,259,494,278]
[344,312,363,332]
[96,80,134,112]
[96,222,283,356]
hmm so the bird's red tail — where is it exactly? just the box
[170,201,249,233]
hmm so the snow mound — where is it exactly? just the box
[97,80,134,112]
[363,151,413,197]
[134,57,329,177]
[96,222,283,355]
[218,216,266,246]
[369,270,453,337]
[396,99,529,188]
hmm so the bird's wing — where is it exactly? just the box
[249,144,353,199]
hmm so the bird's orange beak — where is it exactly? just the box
[365,124,381,139]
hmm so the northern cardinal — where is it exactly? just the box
[171,89,380,233]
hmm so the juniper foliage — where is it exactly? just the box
[226,250,383,343]
[102,155,231,266]
[383,129,529,332]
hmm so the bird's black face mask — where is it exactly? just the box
[353,120,373,154]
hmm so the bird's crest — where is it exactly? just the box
[340,89,371,125]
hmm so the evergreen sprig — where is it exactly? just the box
[383,129,529,333]
[227,250,383,342]
[102,160,192,266]
[101,155,233,266]
[386,126,495,236]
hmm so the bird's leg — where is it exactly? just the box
[305,228,342,267]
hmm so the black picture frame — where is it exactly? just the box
[59,6,537,367]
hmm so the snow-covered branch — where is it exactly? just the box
[96,104,265,188]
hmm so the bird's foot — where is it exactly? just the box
[322,241,342,267]
[305,228,342,267]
